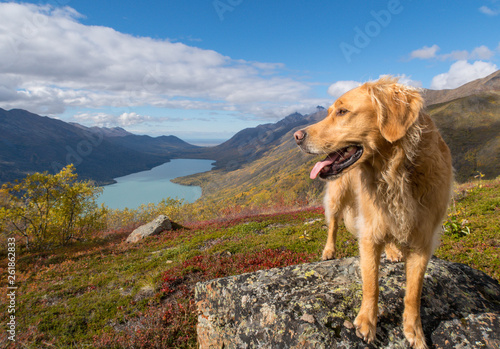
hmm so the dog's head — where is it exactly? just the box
[295,76,423,180]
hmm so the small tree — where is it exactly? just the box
[0,165,105,250]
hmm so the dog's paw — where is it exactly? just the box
[321,248,336,261]
[353,312,377,343]
[403,313,428,349]
[384,244,403,263]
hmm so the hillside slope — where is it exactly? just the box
[428,91,500,181]
[171,110,326,171]
[173,109,328,207]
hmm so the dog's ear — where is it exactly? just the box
[369,80,423,143]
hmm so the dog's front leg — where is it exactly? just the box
[322,218,338,260]
[403,250,430,349]
[354,236,383,343]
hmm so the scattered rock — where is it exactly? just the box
[195,256,500,348]
[126,215,172,243]
[199,237,227,251]
[266,223,293,230]
[134,285,155,302]
[119,287,133,296]
[304,218,323,225]
[150,248,171,255]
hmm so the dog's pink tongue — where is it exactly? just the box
[310,157,335,179]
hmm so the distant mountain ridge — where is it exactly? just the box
[0,108,198,184]
[203,111,325,170]
[70,123,133,137]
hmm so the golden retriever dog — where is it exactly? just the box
[294,77,453,349]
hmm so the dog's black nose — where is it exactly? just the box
[294,130,306,144]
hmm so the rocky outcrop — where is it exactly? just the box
[195,256,500,348]
[126,215,172,243]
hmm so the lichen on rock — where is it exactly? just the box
[195,256,500,348]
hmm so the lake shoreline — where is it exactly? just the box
[97,159,215,210]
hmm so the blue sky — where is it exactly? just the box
[0,0,498,143]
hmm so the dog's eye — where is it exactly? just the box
[336,108,349,116]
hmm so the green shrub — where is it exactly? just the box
[443,212,470,237]
[0,165,105,250]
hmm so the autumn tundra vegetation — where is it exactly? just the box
[0,166,498,348]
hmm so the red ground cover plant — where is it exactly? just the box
[169,248,315,280]
[184,205,323,231]
[92,248,315,348]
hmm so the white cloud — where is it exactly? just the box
[0,3,309,118]
[390,74,422,88]
[470,45,495,60]
[440,46,494,61]
[408,44,496,62]
[430,60,498,89]
[410,45,440,60]
[439,50,470,61]
[479,5,499,15]
[118,112,154,126]
[241,99,331,120]
[74,112,160,127]
[327,81,361,99]
[327,75,421,100]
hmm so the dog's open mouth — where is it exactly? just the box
[310,145,363,180]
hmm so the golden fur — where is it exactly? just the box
[294,77,453,349]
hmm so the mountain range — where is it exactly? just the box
[1,71,499,194]
[0,108,199,184]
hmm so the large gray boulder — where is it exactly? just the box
[195,256,500,348]
[126,215,172,243]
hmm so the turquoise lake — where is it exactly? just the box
[97,159,214,210]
